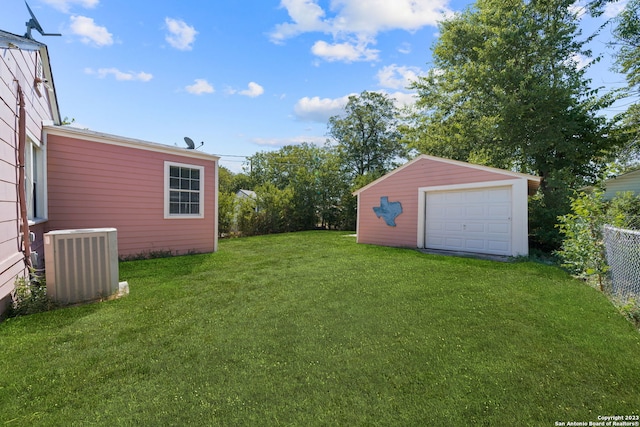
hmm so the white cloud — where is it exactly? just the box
[69,15,113,46]
[377,64,423,90]
[311,40,379,62]
[165,18,197,51]
[42,0,98,13]
[85,67,153,82]
[272,0,449,40]
[270,0,450,62]
[386,90,418,108]
[331,0,451,34]
[295,90,417,123]
[270,0,330,43]
[240,82,265,97]
[186,79,214,95]
[294,94,355,122]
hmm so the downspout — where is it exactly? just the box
[16,83,32,270]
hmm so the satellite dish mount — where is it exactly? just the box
[24,1,62,40]
[184,137,204,150]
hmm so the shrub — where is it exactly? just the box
[556,190,609,289]
[557,189,640,290]
[7,274,55,318]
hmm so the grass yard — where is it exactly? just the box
[1,231,639,426]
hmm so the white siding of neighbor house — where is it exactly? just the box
[604,170,640,200]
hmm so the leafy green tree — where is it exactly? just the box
[231,172,253,194]
[613,0,640,91]
[217,166,237,236]
[253,183,294,235]
[218,166,235,193]
[611,0,640,166]
[407,0,616,249]
[217,191,237,236]
[247,143,350,231]
[328,91,406,180]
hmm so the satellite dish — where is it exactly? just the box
[183,136,204,149]
[24,1,62,39]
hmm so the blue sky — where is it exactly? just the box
[0,0,629,172]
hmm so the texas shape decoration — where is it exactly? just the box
[373,197,403,227]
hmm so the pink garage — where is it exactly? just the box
[43,125,219,258]
[353,155,541,257]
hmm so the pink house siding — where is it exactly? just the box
[0,36,59,312]
[45,128,218,258]
[355,156,529,249]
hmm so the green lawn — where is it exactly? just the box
[1,231,639,426]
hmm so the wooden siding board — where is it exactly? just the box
[0,258,24,302]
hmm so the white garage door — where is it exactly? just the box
[425,186,512,256]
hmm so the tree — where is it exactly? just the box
[246,143,350,232]
[217,166,237,236]
[613,0,640,91]
[611,0,640,166]
[218,191,237,236]
[328,91,406,181]
[406,0,616,249]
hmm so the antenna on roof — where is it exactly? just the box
[24,1,62,40]
[184,137,204,150]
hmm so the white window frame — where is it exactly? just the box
[164,161,205,219]
[25,130,47,223]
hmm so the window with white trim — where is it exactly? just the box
[25,135,46,221]
[164,162,204,218]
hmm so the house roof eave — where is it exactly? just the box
[43,124,221,162]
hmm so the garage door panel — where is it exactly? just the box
[443,237,464,249]
[488,240,510,252]
[465,223,485,233]
[465,239,486,250]
[445,206,464,217]
[427,221,445,233]
[465,205,484,217]
[488,204,510,218]
[425,186,512,256]
[466,191,485,202]
[489,188,510,201]
[487,222,510,234]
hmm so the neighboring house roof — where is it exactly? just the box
[236,189,256,199]
[353,154,541,196]
[603,168,640,200]
[43,125,220,161]
[0,29,61,125]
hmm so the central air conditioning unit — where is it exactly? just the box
[44,228,119,305]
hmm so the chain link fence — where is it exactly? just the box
[602,225,640,298]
